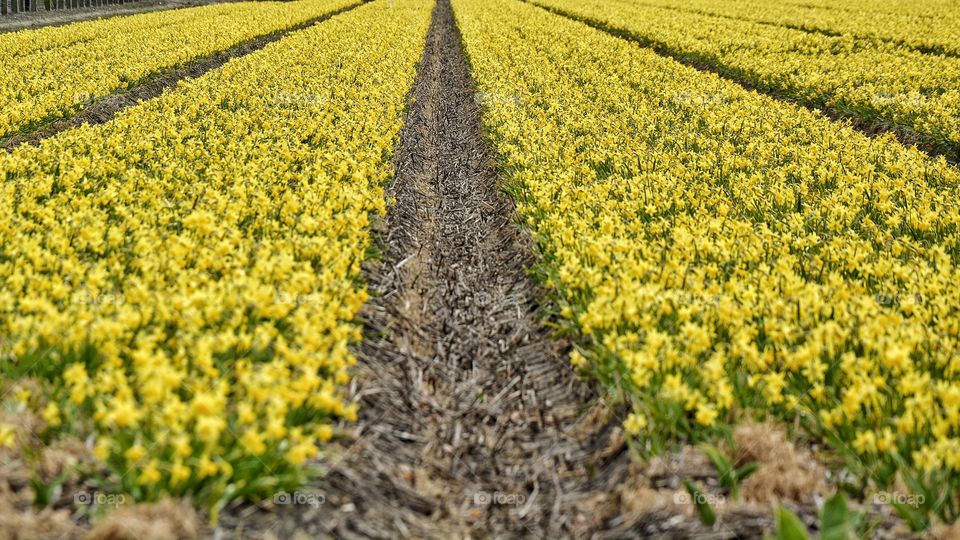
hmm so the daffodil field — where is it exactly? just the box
[532,0,960,159]
[1,0,430,514]
[0,0,356,139]
[626,0,960,57]
[456,0,960,524]
[2,0,960,531]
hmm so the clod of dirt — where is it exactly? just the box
[87,499,199,540]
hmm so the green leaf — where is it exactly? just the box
[820,493,858,540]
[700,444,733,477]
[700,443,736,495]
[624,433,646,463]
[889,452,928,503]
[891,501,928,532]
[683,478,716,527]
[735,462,761,483]
[775,505,809,540]
[31,470,68,508]
[928,480,952,516]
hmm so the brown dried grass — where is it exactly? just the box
[732,422,829,506]
[87,499,199,540]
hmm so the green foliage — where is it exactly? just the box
[820,493,862,540]
[772,506,809,540]
[700,443,759,501]
[682,478,717,527]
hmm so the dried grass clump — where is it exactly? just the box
[732,422,828,505]
[0,498,78,540]
[88,499,199,540]
[931,518,960,540]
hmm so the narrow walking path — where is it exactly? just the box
[305,0,617,535]
[233,1,783,538]
[217,1,825,538]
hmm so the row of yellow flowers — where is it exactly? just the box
[0,0,356,140]
[630,0,960,57]
[455,0,960,523]
[532,0,960,159]
[0,0,431,512]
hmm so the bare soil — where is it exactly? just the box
[1,0,364,151]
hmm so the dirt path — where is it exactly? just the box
[306,0,617,535]
[239,0,625,537]
[1,0,364,152]
[214,1,788,538]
